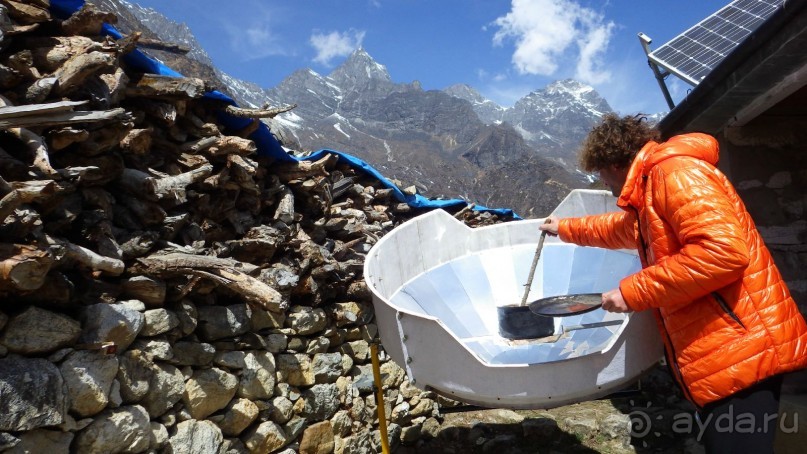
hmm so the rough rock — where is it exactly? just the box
[72,405,151,453]
[182,367,238,419]
[0,356,66,431]
[168,419,225,454]
[60,350,120,417]
[0,307,81,354]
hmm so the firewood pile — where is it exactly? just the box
[0,2,515,453]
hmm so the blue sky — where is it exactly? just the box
[130,0,729,115]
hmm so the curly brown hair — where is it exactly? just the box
[579,113,660,172]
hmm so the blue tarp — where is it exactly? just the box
[49,0,520,219]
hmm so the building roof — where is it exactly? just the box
[659,0,807,136]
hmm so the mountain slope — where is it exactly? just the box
[102,1,594,217]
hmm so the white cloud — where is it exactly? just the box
[492,0,614,85]
[218,3,290,61]
[310,29,366,66]
[224,24,287,60]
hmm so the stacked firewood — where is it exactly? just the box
[0,2,515,453]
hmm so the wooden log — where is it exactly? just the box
[274,153,337,182]
[22,77,56,104]
[42,234,125,276]
[133,252,259,276]
[121,275,166,307]
[71,76,114,109]
[0,206,40,242]
[76,120,132,156]
[125,74,206,99]
[219,225,281,263]
[187,268,286,312]
[118,231,159,261]
[0,7,38,40]
[0,106,127,128]
[224,103,297,119]
[181,136,217,154]
[54,51,117,96]
[119,164,213,203]
[47,127,89,150]
[119,128,151,154]
[160,213,189,242]
[180,113,220,137]
[227,154,259,194]
[1,0,50,25]
[27,36,102,72]
[137,251,283,310]
[0,99,86,118]
[0,179,57,222]
[6,50,40,80]
[136,37,190,54]
[273,186,295,224]
[0,243,52,292]
[60,3,117,36]
[115,31,140,56]
[57,152,123,185]
[175,155,211,174]
[8,127,59,177]
[182,135,257,157]
[130,99,177,126]
[96,67,128,106]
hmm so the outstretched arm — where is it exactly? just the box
[549,211,637,250]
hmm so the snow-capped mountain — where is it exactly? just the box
[443,84,507,125]
[100,0,619,216]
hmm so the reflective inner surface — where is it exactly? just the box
[389,243,641,364]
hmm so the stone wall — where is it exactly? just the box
[0,281,452,453]
[721,109,807,309]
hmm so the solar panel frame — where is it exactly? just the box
[647,0,783,86]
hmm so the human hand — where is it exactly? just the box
[602,288,632,313]
[539,215,560,236]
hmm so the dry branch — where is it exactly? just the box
[43,234,125,276]
[224,103,297,119]
[136,37,191,54]
[133,252,285,312]
[0,179,58,221]
[125,74,206,99]
[274,153,338,182]
[0,106,128,128]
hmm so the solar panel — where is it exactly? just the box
[647,0,783,86]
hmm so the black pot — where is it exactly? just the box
[497,305,555,339]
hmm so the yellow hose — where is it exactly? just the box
[370,342,391,454]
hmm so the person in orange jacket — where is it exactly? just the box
[540,113,807,453]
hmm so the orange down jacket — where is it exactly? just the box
[558,133,807,407]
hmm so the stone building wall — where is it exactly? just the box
[719,102,807,309]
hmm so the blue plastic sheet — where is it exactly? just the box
[48,0,520,219]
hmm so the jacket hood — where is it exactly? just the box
[617,133,720,209]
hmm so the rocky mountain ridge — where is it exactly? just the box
[102,0,609,217]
